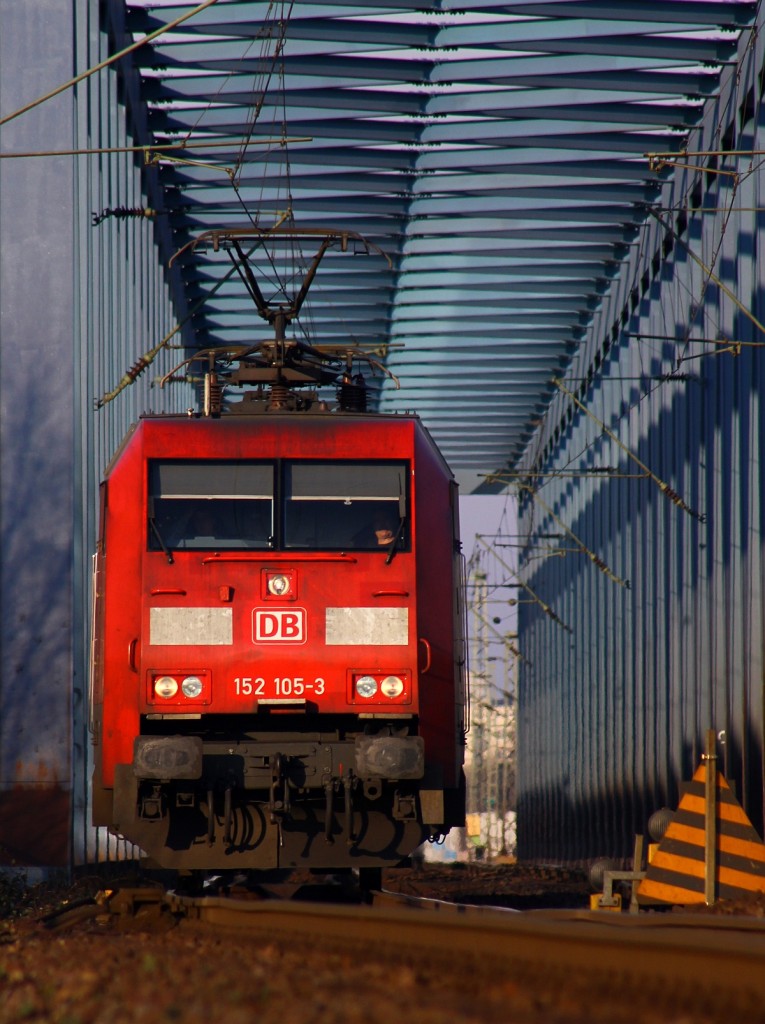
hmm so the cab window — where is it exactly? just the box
[147,459,409,553]
[284,462,408,551]
[148,461,273,550]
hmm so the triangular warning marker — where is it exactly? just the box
[637,762,765,905]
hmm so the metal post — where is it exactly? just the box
[466,568,489,857]
[703,728,717,906]
[629,834,644,914]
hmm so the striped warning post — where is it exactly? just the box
[637,763,765,905]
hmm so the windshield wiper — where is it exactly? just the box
[385,518,406,565]
[148,500,174,564]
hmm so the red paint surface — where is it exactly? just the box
[93,413,463,791]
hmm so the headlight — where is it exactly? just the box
[355,675,378,699]
[154,676,178,699]
[380,675,404,698]
[267,573,291,596]
[181,675,203,699]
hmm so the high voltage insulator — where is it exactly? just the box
[92,206,158,226]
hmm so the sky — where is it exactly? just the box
[459,492,518,702]
[459,492,515,563]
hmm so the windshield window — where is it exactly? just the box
[147,459,408,552]
[148,461,273,550]
[284,462,408,551]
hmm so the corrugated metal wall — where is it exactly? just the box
[0,0,191,868]
[516,12,765,861]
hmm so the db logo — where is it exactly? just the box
[253,608,306,644]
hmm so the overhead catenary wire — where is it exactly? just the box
[525,96,755,494]
[96,237,267,408]
[465,521,518,858]
[232,0,296,183]
[476,536,573,635]
[485,470,650,480]
[515,486,630,589]
[642,203,765,345]
[218,0,319,340]
[552,378,705,523]
[0,138,312,161]
[524,326,719,503]
[471,607,527,666]
[0,0,222,129]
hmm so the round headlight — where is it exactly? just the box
[267,573,291,597]
[355,675,378,699]
[380,675,404,698]
[154,676,178,699]
[181,675,203,699]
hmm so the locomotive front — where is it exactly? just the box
[91,396,466,875]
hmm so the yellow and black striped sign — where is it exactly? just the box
[637,764,765,905]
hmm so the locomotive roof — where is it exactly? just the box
[104,407,454,481]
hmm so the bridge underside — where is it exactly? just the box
[108,0,757,487]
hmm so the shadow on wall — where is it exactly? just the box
[516,338,765,861]
[0,400,76,867]
[516,736,693,863]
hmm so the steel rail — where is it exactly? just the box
[40,885,765,1017]
[159,890,765,1016]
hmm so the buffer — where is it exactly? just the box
[638,731,765,906]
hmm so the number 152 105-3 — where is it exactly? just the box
[234,676,326,697]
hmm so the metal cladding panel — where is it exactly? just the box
[0,0,79,867]
[0,1,192,866]
[515,11,765,862]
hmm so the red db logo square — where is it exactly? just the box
[253,608,306,644]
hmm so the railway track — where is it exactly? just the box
[39,885,765,1020]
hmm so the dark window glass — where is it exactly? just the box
[147,459,409,553]
[284,462,408,551]
[148,461,273,551]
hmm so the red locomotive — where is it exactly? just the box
[90,230,467,878]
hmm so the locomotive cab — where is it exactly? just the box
[90,230,467,874]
